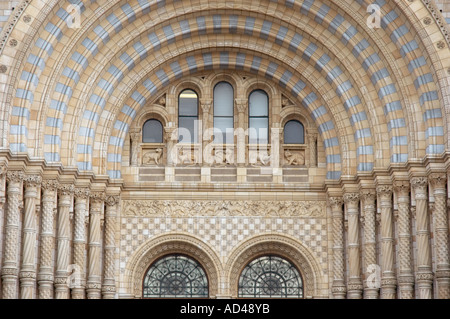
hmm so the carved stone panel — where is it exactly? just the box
[122,200,326,218]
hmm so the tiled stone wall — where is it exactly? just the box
[0,1,20,33]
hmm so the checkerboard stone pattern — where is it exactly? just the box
[119,216,328,275]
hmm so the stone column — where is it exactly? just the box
[429,173,450,298]
[0,163,7,299]
[129,129,141,166]
[360,190,378,299]
[330,196,346,299]
[200,98,212,165]
[71,188,90,299]
[236,99,247,166]
[376,185,396,299]
[394,181,415,299]
[19,175,42,299]
[55,184,74,299]
[38,179,58,299]
[411,177,433,299]
[344,193,363,299]
[103,195,119,299]
[307,133,317,167]
[87,192,105,299]
[1,171,25,299]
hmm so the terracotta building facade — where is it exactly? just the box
[0,0,449,299]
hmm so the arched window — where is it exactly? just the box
[213,82,234,143]
[238,255,303,298]
[284,120,305,144]
[249,90,269,144]
[178,89,199,143]
[142,119,163,143]
[143,254,209,298]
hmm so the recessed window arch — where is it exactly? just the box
[142,119,163,143]
[178,89,199,143]
[213,81,234,144]
[238,255,304,298]
[143,254,209,298]
[284,120,305,144]
[249,90,269,144]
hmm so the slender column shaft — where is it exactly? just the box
[102,195,119,299]
[20,175,41,299]
[377,185,396,299]
[430,173,450,299]
[344,193,362,299]
[361,190,379,299]
[236,99,247,166]
[87,192,104,299]
[71,188,90,299]
[37,180,58,299]
[394,181,414,299]
[2,171,24,299]
[330,197,346,299]
[0,164,7,299]
[411,177,433,299]
[307,134,317,167]
[130,130,140,166]
[55,184,74,299]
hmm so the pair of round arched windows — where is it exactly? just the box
[142,254,304,298]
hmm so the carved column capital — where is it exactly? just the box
[200,98,212,113]
[393,181,410,196]
[41,179,59,191]
[376,185,393,200]
[105,195,120,206]
[329,197,344,208]
[90,192,106,203]
[58,184,75,196]
[6,170,25,183]
[360,189,376,202]
[343,193,360,206]
[0,163,7,176]
[429,173,446,189]
[129,129,141,142]
[24,175,42,188]
[235,98,247,113]
[307,133,317,142]
[74,188,90,199]
[411,177,428,194]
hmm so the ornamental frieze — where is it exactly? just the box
[122,200,326,218]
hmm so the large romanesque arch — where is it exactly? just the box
[0,0,449,299]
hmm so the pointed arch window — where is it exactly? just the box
[284,120,304,144]
[178,89,199,143]
[143,254,209,298]
[142,119,163,143]
[238,255,303,298]
[249,90,269,144]
[213,82,234,144]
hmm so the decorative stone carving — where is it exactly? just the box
[142,148,163,165]
[123,200,326,217]
[284,149,305,165]
[106,195,120,207]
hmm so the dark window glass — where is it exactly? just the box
[142,119,163,143]
[284,120,304,144]
[178,89,198,143]
[213,82,234,143]
[238,255,303,298]
[249,90,269,144]
[143,255,209,298]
